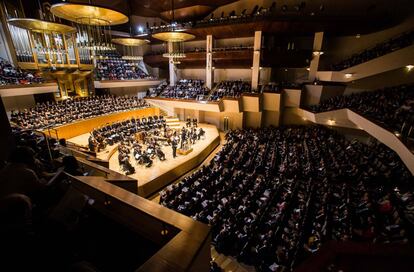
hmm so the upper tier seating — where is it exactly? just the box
[95,59,149,80]
[161,126,412,271]
[331,30,414,71]
[144,45,253,56]
[147,79,208,100]
[145,4,275,35]
[10,95,149,130]
[309,84,414,136]
[209,80,253,101]
[0,58,44,85]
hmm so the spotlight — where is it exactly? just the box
[406,65,414,71]
[355,34,361,39]
[344,73,353,79]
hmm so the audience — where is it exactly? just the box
[145,3,278,35]
[0,58,44,86]
[0,127,159,271]
[10,95,149,130]
[209,80,253,101]
[145,45,253,56]
[332,30,414,71]
[309,84,414,135]
[147,79,208,100]
[160,126,412,271]
[95,58,152,81]
[0,127,73,209]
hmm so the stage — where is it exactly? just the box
[68,122,220,198]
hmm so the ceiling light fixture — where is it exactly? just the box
[51,2,129,59]
[152,0,195,64]
[152,0,194,42]
[406,65,414,71]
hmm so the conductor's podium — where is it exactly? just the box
[177,147,193,155]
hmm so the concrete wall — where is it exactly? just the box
[321,15,414,69]
[177,69,206,81]
[282,108,310,126]
[241,95,261,112]
[202,111,243,130]
[109,86,150,97]
[177,68,252,82]
[302,84,346,106]
[244,112,262,128]
[145,91,282,130]
[344,67,414,92]
[271,68,309,84]
[283,89,301,107]
[262,110,280,127]
[2,95,35,112]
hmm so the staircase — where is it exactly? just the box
[145,99,174,116]
[211,247,253,272]
[206,82,219,101]
[165,117,181,129]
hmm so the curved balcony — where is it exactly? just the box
[294,108,414,174]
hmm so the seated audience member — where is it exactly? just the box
[62,156,84,176]
[0,58,44,85]
[160,126,411,271]
[310,84,414,135]
[10,95,150,130]
[95,55,154,81]
[331,30,414,70]
[147,79,208,100]
[209,80,253,101]
[0,146,45,200]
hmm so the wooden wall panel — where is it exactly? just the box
[45,107,160,139]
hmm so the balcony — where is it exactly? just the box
[317,44,414,82]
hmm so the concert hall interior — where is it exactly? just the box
[1,0,414,271]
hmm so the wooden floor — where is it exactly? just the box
[68,122,220,197]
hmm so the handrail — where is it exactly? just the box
[299,108,414,175]
[0,82,57,90]
[69,175,211,272]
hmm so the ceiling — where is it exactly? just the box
[52,0,414,21]
[24,1,414,37]
[129,0,238,21]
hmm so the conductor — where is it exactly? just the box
[172,137,178,158]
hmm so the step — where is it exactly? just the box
[167,123,181,128]
[165,117,180,122]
